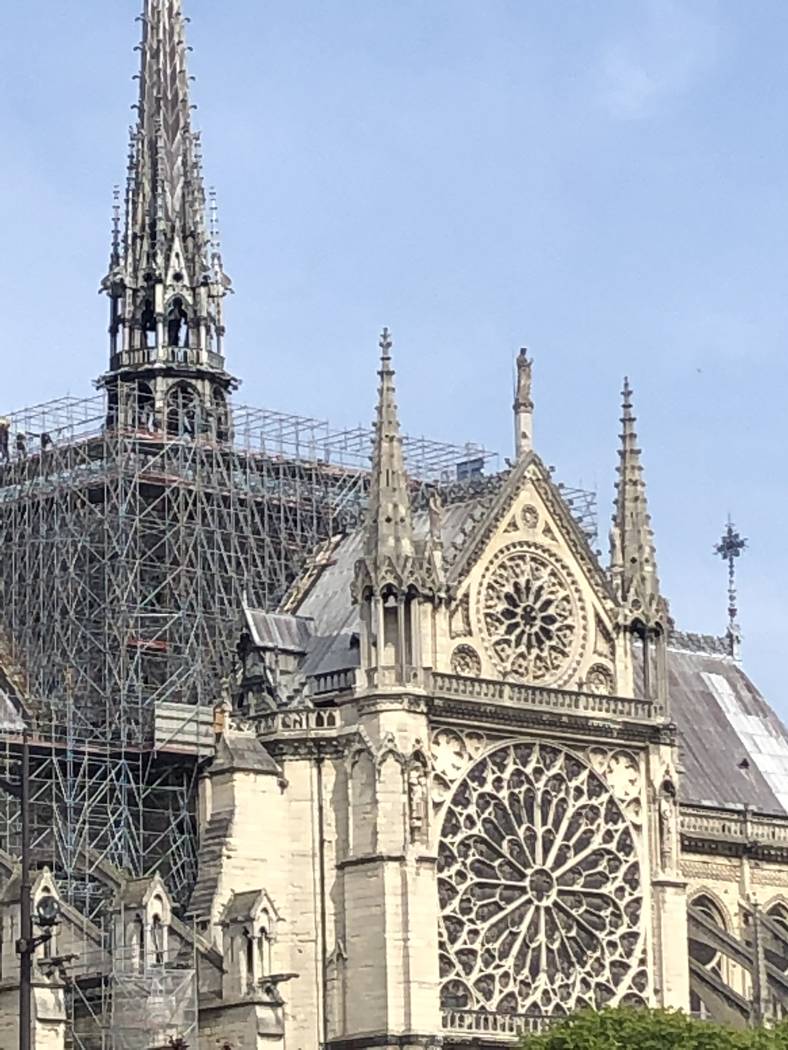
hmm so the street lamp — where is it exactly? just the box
[0,726,59,1050]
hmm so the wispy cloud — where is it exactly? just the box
[598,0,721,120]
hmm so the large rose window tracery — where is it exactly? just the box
[479,543,585,686]
[438,741,647,1016]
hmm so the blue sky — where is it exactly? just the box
[1,1,785,709]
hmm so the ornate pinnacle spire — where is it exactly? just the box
[611,378,663,622]
[101,0,234,390]
[363,328,416,570]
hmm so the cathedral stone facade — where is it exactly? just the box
[2,3,788,1049]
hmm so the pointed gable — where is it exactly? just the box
[442,451,619,693]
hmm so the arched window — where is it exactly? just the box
[766,902,788,975]
[140,298,157,350]
[166,383,200,438]
[212,386,229,443]
[690,893,727,969]
[689,893,729,1018]
[259,911,272,978]
[166,298,189,350]
[151,914,165,966]
[106,386,119,431]
[134,381,156,432]
[135,913,146,973]
[244,927,255,991]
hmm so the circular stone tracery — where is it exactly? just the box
[479,542,585,686]
[438,741,646,1017]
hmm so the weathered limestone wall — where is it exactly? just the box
[204,767,287,934]
[332,696,441,1048]
[0,984,67,1050]
[199,1001,285,1050]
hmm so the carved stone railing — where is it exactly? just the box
[257,708,340,737]
[441,1009,550,1039]
[109,347,226,372]
[430,671,654,722]
[680,804,788,857]
[309,670,356,696]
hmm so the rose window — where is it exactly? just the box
[438,741,647,1017]
[479,542,584,685]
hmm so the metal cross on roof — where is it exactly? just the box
[715,517,748,628]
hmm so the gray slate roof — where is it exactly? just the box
[669,641,788,815]
[213,732,280,776]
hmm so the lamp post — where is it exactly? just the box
[0,727,59,1050]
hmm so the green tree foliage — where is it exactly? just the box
[521,1008,788,1050]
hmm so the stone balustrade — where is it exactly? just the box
[109,347,226,371]
[257,708,340,737]
[430,671,654,721]
[680,804,788,850]
[441,1008,549,1038]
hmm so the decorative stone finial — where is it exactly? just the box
[379,327,393,360]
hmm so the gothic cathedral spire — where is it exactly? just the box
[611,378,662,616]
[611,378,669,708]
[353,329,444,688]
[363,328,416,574]
[100,0,236,439]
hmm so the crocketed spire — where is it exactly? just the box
[101,0,233,386]
[611,378,664,624]
[362,328,416,573]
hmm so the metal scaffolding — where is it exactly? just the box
[0,387,497,901]
[0,385,597,1047]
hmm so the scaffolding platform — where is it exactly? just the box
[0,387,597,1049]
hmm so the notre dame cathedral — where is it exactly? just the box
[1,3,788,1049]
